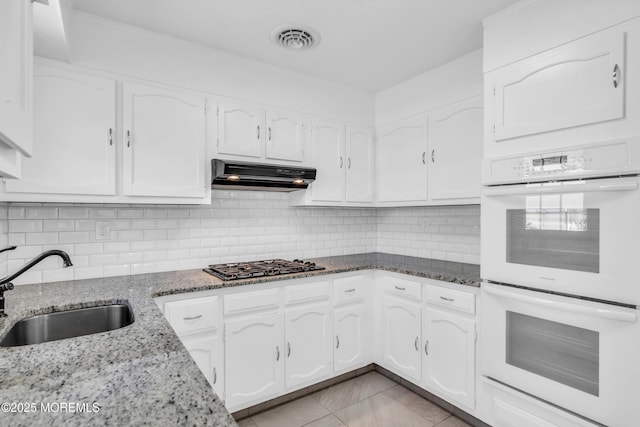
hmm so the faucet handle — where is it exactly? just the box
[0,246,17,255]
[0,283,14,292]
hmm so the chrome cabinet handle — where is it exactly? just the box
[431,149,435,163]
[336,335,340,349]
[213,366,217,384]
[344,288,356,293]
[276,345,280,361]
[257,125,261,140]
[183,315,202,321]
[439,296,454,302]
[425,341,429,356]
[268,126,272,141]
[395,285,405,291]
[287,342,291,357]
[613,64,620,88]
[109,128,113,146]
[415,337,419,351]
[127,130,131,147]
[339,156,343,168]
[422,151,426,164]
[347,158,351,169]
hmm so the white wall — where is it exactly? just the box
[374,49,483,126]
[61,11,374,126]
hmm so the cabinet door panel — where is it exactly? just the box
[310,119,345,202]
[493,31,625,141]
[376,116,428,202]
[382,295,421,382]
[266,110,305,162]
[423,306,475,410]
[285,304,332,389]
[0,0,32,157]
[225,313,283,409]
[334,305,365,373]
[123,83,206,197]
[218,101,263,158]
[428,96,483,201]
[181,332,224,400]
[6,67,116,195]
[346,126,374,202]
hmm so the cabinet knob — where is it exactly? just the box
[127,130,131,147]
[339,156,343,168]
[213,366,217,384]
[431,149,435,163]
[347,158,351,169]
[109,128,113,146]
[287,342,291,357]
[422,152,426,165]
[257,125,261,140]
[415,336,419,351]
[613,64,621,88]
[395,285,406,291]
[336,335,340,349]
[182,315,203,321]
[268,126,272,141]
[439,296,454,303]
[424,341,429,356]
[276,345,280,361]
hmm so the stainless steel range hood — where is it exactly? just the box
[211,159,316,191]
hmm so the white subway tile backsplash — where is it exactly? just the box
[2,191,479,285]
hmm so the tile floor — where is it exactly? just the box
[235,372,471,427]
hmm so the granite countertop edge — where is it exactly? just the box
[0,252,479,426]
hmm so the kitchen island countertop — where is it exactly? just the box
[0,252,478,426]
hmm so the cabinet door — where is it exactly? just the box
[6,67,116,195]
[382,295,421,382]
[265,109,305,162]
[218,100,264,158]
[285,304,332,389]
[492,30,625,142]
[310,119,345,202]
[423,306,476,410]
[345,126,374,203]
[224,313,283,409]
[122,83,206,198]
[376,116,428,202]
[0,0,32,158]
[334,305,365,373]
[428,96,483,201]
[181,332,224,401]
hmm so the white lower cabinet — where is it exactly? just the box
[224,312,284,409]
[333,305,365,373]
[381,294,422,382]
[181,332,224,398]
[422,306,476,410]
[284,303,332,389]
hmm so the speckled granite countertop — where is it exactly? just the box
[0,253,478,426]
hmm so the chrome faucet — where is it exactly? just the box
[0,247,73,318]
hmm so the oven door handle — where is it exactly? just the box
[483,285,638,323]
[483,178,638,197]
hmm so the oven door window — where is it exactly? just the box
[506,193,600,272]
[506,311,599,396]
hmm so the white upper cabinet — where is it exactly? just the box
[428,96,483,202]
[0,0,33,161]
[376,116,428,203]
[265,109,306,162]
[6,66,116,196]
[485,17,640,157]
[217,100,264,159]
[309,119,346,202]
[345,126,374,203]
[284,304,333,389]
[216,101,308,164]
[122,82,206,198]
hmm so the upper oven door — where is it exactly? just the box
[481,283,640,426]
[481,176,640,305]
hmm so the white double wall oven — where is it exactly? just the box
[480,139,640,426]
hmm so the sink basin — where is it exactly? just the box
[0,303,134,347]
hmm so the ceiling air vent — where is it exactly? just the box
[271,26,320,51]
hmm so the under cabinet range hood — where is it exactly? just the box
[211,159,316,191]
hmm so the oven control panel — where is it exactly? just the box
[483,139,640,185]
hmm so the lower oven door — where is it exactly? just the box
[481,283,640,426]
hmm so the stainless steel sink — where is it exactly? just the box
[0,303,134,347]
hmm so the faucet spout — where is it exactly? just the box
[0,249,73,287]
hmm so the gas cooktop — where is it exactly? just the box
[203,259,325,281]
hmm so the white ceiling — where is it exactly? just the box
[70,0,519,92]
